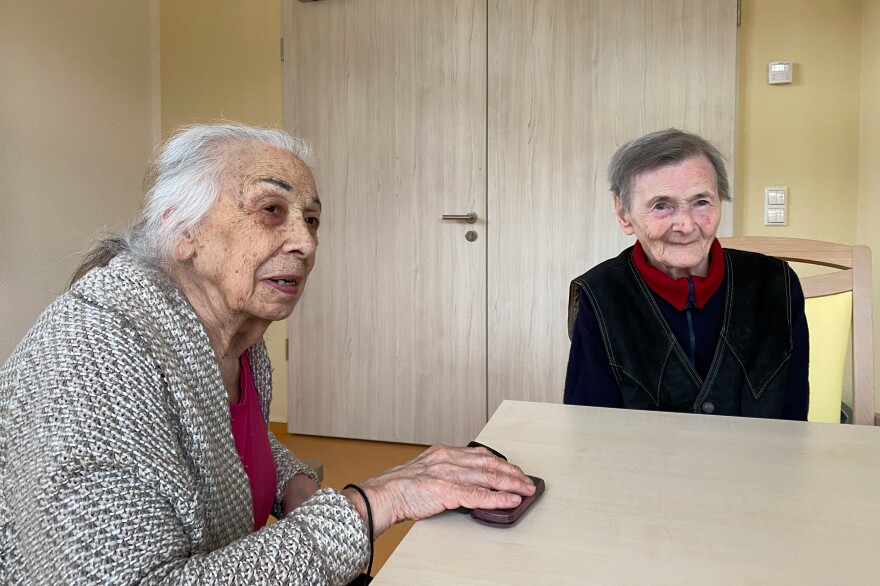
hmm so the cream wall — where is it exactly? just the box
[738,0,879,406]
[159,0,289,421]
[736,0,862,242]
[160,0,283,132]
[856,0,880,401]
[0,1,158,361]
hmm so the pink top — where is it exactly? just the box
[229,351,278,530]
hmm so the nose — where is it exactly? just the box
[672,206,697,233]
[282,217,318,258]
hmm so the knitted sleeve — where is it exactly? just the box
[1,295,369,585]
[270,431,321,518]
[13,471,368,586]
[143,489,370,585]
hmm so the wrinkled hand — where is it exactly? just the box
[344,445,536,537]
[282,473,320,516]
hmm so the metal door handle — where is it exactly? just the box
[441,212,478,224]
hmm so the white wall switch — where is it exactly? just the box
[764,186,788,226]
[769,61,793,84]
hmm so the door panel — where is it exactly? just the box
[283,0,488,445]
[487,0,737,411]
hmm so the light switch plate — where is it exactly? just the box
[764,186,788,226]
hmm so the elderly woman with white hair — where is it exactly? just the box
[0,123,535,585]
[564,128,810,420]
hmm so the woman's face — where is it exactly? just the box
[615,155,721,279]
[178,143,321,323]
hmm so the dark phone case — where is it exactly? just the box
[454,441,512,514]
[466,440,507,460]
[470,475,545,528]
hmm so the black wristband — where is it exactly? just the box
[344,483,374,578]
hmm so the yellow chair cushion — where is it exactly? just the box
[804,292,852,423]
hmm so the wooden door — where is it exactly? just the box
[283,0,737,444]
[283,0,488,445]
[487,0,737,412]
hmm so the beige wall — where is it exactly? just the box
[159,0,289,421]
[738,0,879,406]
[736,0,862,242]
[160,0,283,133]
[856,0,880,401]
[0,1,158,361]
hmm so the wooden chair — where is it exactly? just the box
[719,237,876,425]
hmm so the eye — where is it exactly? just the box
[264,205,280,214]
[694,199,710,207]
[305,216,321,228]
[653,202,669,211]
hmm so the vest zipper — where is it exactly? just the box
[686,278,697,368]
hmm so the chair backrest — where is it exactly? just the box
[719,237,875,425]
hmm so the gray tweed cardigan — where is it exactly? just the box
[0,255,368,584]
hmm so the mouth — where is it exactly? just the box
[266,277,299,286]
[261,274,304,295]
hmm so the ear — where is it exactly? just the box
[172,230,196,262]
[162,207,196,262]
[614,195,635,236]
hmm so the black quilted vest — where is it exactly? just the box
[568,247,794,417]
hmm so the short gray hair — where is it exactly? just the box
[608,128,730,211]
[71,123,313,284]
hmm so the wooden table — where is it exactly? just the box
[373,401,880,585]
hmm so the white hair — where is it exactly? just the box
[72,123,313,284]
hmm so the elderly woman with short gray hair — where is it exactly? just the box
[564,128,809,419]
[0,123,535,585]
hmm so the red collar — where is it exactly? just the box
[631,239,725,310]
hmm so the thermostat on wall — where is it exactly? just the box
[769,61,793,84]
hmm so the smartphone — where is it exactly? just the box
[470,475,545,528]
[455,441,511,515]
